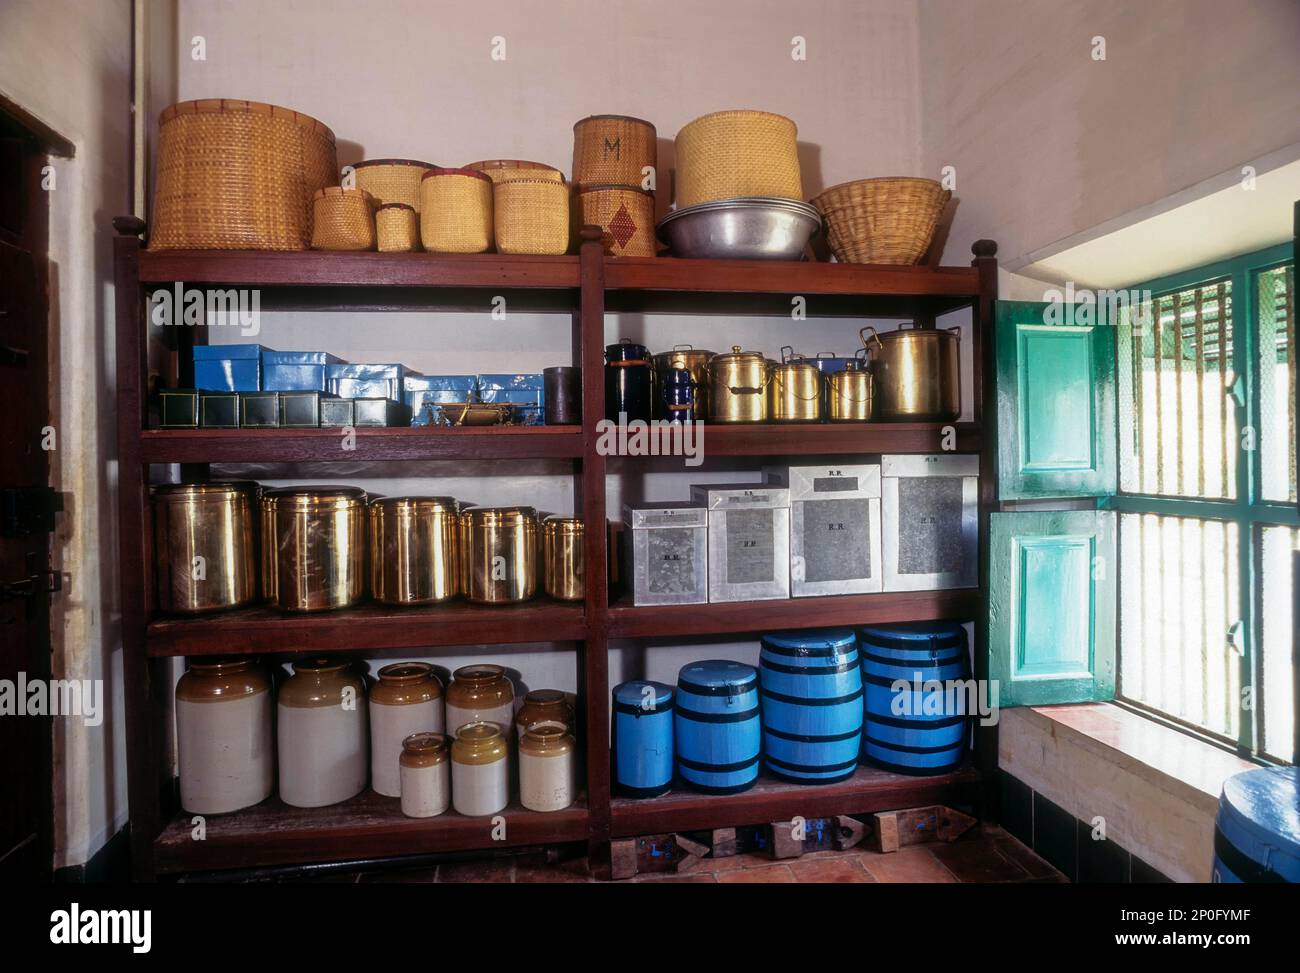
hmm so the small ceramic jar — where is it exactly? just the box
[518,723,576,812]
[277,656,368,808]
[369,662,445,798]
[514,688,576,740]
[175,657,273,814]
[399,732,450,818]
[451,721,510,817]
[445,664,514,737]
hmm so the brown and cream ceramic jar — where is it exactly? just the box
[450,721,510,817]
[399,731,450,818]
[175,657,273,814]
[518,723,576,812]
[368,662,444,797]
[277,656,368,808]
[445,664,515,738]
[513,688,576,740]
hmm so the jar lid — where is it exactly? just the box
[461,505,538,528]
[521,722,573,751]
[291,656,351,675]
[613,680,674,709]
[377,661,435,682]
[677,660,758,694]
[266,486,367,509]
[456,721,504,743]
[152,481,259,502]
[185,656,257,672]
[543,515,584,535]
[371,495,459,514]
[761,629,857,655]
[401,731,448,755]
[605,338,650,361]
[523,688,568,706]
[453,663,506,684]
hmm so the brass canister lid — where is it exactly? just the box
[543,515,584,536]
[266,485,367,510]
[151,481,259,503]
[371,495,459,515]
[461,505,539,528]
[711,345,767,366]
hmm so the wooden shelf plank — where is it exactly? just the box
[607,588,979,639]
[147,600,586,656]
[610,764,979,837]
[154,793,589,873]
[139,426,583,463]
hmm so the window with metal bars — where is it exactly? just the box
[1114,244,1295,763]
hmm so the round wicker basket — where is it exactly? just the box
[495,179,571,255]
[352,159,435,210]
[376,203,420,252]
[311,187,376,251]
[673,109,801,208]
[420,168,494,253]
[574,185,655,257]
[572,115,656,190]
[812,177,951,265]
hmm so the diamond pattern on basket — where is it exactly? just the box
[609,203,637,249]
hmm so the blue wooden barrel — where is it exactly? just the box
[674,660,761,794]
[1212,766,1300,883]
[611,681,675,798]
[759,629,862,785]
[860,622,971,776]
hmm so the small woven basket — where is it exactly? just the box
[466,159,565,184]
[151,98,337,250]
[495,179,572,255]
[674,109,801,208]
[812,177,951,265]
[419,167,494,253]
[572,115,656,189]
[375,203,420,252]
[352,159,435,210]
[575,185,655,257]
[311,187,376,250]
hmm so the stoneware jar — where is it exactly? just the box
[175,657,273,815]
[277,656,368,808]
[514,688,576,740]
[399,731,450,818]
[368,662,445,798]
[445,664,515,738]
[451,721,510,817]
[518,723,577,812]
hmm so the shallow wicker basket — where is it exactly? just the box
[420,167,494,253]
[311,187,376,250]
[812,177,951,265]
[466,159,565,184]
[572,115,656,189]
[495,179,571,255]
[375,203,420,252]
[352,159,435,210]
[575,185,655,257]
[151,99,337,250]
[674,109,801,209]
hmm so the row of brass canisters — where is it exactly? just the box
[151,482,585,614]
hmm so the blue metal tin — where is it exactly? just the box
[1213,767,1300,883]
[604,340,652,424]
[660,366,698,423]
[760,628,862,785]
[326,363,405,401]
[612,681,676,798]
[859,622,971,776]
[261,350,342,392]
[674,660,761,794]
[478,373,544,426]
[193,344,267,392]
[405,375,479,426]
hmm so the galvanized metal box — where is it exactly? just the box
[689,483,790,603]
[765,463,882,597]
[881,454,978,591]
[623,501,708,606]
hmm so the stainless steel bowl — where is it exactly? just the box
[656,197,821,260]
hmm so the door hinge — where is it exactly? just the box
[1,486,63,537]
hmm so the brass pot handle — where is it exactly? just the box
[859,326,883,354]
[775,369,823,401]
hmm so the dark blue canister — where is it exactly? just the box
[661,366,698,423]
[1212,766,1299,883]
[675,660,761,794]
[612,681,675,798]
[605,339,652,423]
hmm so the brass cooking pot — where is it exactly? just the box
[152,482,258,614]
[460,505,538,604]
[828,367,875,421]
[369,496,460,605]
[652,345,715,420]
[861,324,960,421]
[769,357,823,422]
[708,346,770,423]
[542,516,584,601]
[267,486,368,612]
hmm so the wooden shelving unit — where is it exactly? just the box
[114,217,998,879]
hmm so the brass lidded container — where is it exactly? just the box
[368,496,460,605]
[708,346,770,423]
[652,344,715,420]
[515,688,577,739]
[861,324,961,421]
[259,490,277,603]
[542,516,584,601]
[152,481,258,614]
[460,505,538,604]
[769,359,823,422]
[828,367,875,421]
[267,486,368,612]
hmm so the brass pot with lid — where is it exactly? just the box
[707,346,770,423]
[152,481,258,614]
[861,323,960,421]
[769,349,823,422]
[368,495,460,605]
[542,516,585,601]
[827,367,875,421]
[460,505,538,604]
[267,486,368,612]
[652,344,715,420]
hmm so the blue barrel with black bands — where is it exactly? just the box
[674,660,761,794]
[759,629,862,785]
[860,622,971,776]
[1211,766,1299,883]
[612,681,675,798]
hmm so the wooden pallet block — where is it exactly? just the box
[871,805,976,853]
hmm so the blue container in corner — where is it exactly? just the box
[674,660,761,794]
[612,681,675,798]
[1212,766,1300,883]
[193,344,267,392]
[262,350,342,392]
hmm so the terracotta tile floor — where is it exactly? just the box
[343,824,1064,883]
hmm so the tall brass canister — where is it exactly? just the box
[369,496,460,605]
[861,324,960,421]
[708,346,770,423]
[259,490,277,602]
[152,482,258,613]
[460,506,538,604]
[267,486,368,612]
[769,359,823,422]
[542,516,584,601]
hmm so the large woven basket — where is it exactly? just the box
[352,159,435,210]
[572,115,656,190]
[812,177,951,265]
[466,159,565,184]
[311,187,376,250]
[674,110,801,208]
[495,179,571,255]
[420,167,494,253]
[575,185,655,257]
[376,203,420,252]
[151,99,337,250]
